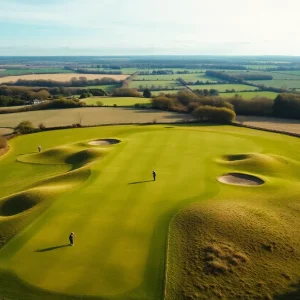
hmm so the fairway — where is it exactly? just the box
[82,96,151,106]
[1,125,300,299]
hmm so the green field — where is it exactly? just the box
[0,107,192,128]
[129,80,181,90]
[135,73,215,82]
[82,97,151,106]
[0,68,73,76]
[151,89,183,96]
[249,79,300,90]
[220,91,278,99]
[82,84,121,92]
[189,84,258,92]
[1,125,300,299]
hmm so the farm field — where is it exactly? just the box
[220,91,278,99]
[1,125,300,299]
[0,73,129,84]
[236,115,300,134]
[135,73,214,82]
[0,68,73,76]
[129,80,181,90]
[151,89,183,96]
[82,97,151,106]
[81,84,121,92]
[189,84,258,92]
[0,127,13,135]
[0,107,192,128]
[249,79,300,90]
[79,68,138,74]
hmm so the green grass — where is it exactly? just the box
[1,125,300,299]
[249,79,300,90]
[82,84,121,92]
[82,97,151,106]
[0,68,72,76]
[135,73,215,82]
[189,84,258,92]
[129,80,181,90]
[220,91,278,99]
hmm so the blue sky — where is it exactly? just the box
[0,0,299,56]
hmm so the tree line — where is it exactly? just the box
[4,77,119,88]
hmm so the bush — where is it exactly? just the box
[192,106,236,124]
[39,123,46,130]
[15,121,36,134]
[227,96,273,116]
[143,88,152,98]
[273,94,300,119]
[96,101,103,107]
[0,135,7,149]
[112,88,141,97]
[151,96,177,110]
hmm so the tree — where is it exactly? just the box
[143,89,152,98]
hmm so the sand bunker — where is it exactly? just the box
[218,173,264,186]
[88,139,120,146]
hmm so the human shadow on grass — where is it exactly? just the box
[35,244,70,252]
[128,180,153,185]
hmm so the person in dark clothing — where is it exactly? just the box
[152,170,156,181]
[69,232,76,246]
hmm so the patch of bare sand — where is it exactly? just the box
[88,139,120,146]
[218,173,264,186]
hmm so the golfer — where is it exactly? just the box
[152,170,156,181]
[69,232,76,246]
[38,145,42,153]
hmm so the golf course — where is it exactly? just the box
[1,125,300,299]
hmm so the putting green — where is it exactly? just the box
[0,125,300,299]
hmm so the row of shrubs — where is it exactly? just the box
[151,91,300,122]
[0,99,86,114]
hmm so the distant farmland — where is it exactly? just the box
[82,97,151,106]
[220,91,278,99]
[189,84,258,92]
[0,107,192,128]
[0,73,129,84]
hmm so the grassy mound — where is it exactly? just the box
[217,152,300,177]
[0,191,40,216]
[166,196,300,299]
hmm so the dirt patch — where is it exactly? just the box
[218,173,264,186]
[237,116,300,135]
[88,139,120,146]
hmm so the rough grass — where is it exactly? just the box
[0,73,129,83]
[1,125,300,300]
[0,107,192,128]
[82,96,151,106]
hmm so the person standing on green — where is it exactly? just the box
[152,170,156,181]
[69,232,76,246]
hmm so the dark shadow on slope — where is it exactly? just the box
[35,244,70,252]
[274,281,300,300]
[128,180,154,185]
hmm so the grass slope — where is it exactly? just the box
[0,125,300,299]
